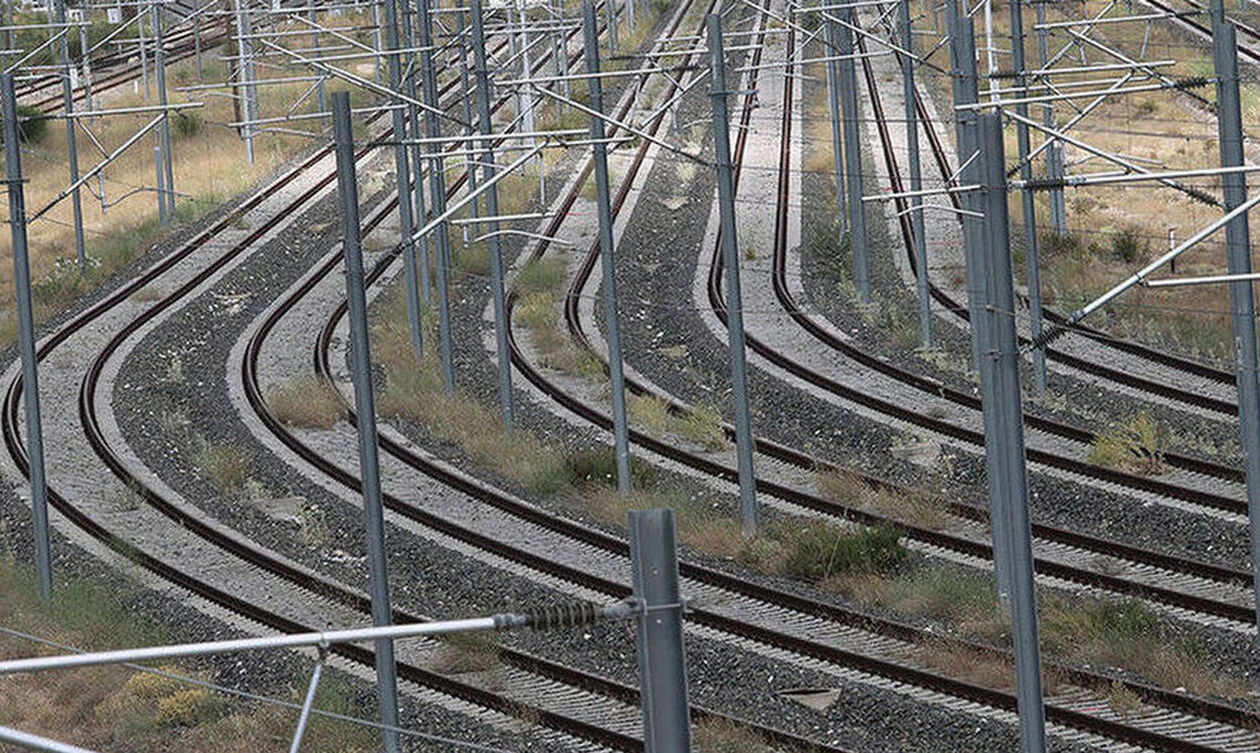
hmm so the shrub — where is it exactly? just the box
[154,688,224,727]
[779,523,906,582]
[172,111,204,139]
[1087,411,1165,475]
[14,105,48,144]
[1111,226,1148,263]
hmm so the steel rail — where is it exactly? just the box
[0,16,665,753]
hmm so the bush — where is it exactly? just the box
[14,105,49,144]
[172,111,204,139]
[779,523,906,582]
[1087,411,1165,475]
[1111,227,1148,263]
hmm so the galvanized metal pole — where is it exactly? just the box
[418,0,457,392]
[456,7,480,247]
[2,74,53,602]
[898,0,931,348]
[471,0,515,433]
[286,660,324,753]
[627,508,692,753]
[606,0,619,52]
[53,0,86,270]
[154,144,167,225]
[951,9,1010,599]
[824,11,846,234]
[382,0,425,358]
[151,0,176,219]
[1010,0,1046,391]
[233,0,256,164]
[1211,12,1260,635]
[400,0,432,306]
[980,111,1047,753]
[948,7,986,374]
[309,5,327,114]
[1034,0,1066,235]
[583,0,633,494]
[0,725,97,753]
[331,91,402,753]
[833,11,869,301]
[707,13,758,533]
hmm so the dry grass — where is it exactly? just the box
[266,376,346,430]
[823,566,1007,639]
[918,640,1016,691]
[816,470,950,531]
[196,442,253,496]
[1086,411,1166,476]
[429,631,501,676]
[1040,597,1247,698]
[0,26,358,349]
[692,716,779,753]
[627,393,729,451]
[0,555,375,751]
[373,289,571,498]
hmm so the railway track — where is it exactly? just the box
[20,16,232,114]
[0,6,718,749]
[263,2,1260,750]
[894,0,1260,422]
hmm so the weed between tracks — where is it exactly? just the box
[1086,411,1168,476]
[267,376,347,430]
[0,556,375,752]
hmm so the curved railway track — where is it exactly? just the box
[272,4,1260,751]
[0,7,706,750]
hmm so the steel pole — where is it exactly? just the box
[951,9,1010,599]
[152,0,176,219]
[331,92,402,753]
[834,11,869,301]
[1211,12,1260,635]
[824,9,845,234]
[456,7,480,246]
[898,0,931,348]
[53,0,86,269]
[309,5,327,114]
[628,509,692,753]
[1034,0,1066,234]
[0,726,97,753]
[471,0,515,433]
[400,0,432,306]
[2,74,53,602]
[286,660,324,753]
[1010,0,1045,391]
[707,13,758,533]
[980,111,1047,753]
[948,6,986,374]
[233,0,256,163]
[418,0,457,392]
[583,0,633,494]
[382,0,425,359]
[154,144,166,225]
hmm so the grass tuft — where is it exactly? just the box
[267,376,346,430]
[1087,411,1166,476]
